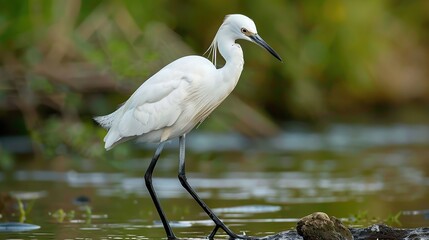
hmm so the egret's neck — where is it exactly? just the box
[216,32,244,85]
[217,34,243,66]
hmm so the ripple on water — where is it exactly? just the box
[213,205,281,214]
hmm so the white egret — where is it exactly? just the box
[94,14,281,239]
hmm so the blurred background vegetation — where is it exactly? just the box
[1,0,428,165]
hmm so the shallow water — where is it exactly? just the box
[1,123,429,239]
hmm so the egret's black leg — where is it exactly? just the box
[177,135,248,239]
[209,225,220,239]
[144,142,176,239]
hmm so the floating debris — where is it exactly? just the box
[73,195,91,206]
[0,222,40,232]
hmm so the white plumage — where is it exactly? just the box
[95,53,241,149]
[95,14,281,150]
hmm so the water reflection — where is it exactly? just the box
[180,123,429,152]
[14,171,124,187]
[8,151,429,205]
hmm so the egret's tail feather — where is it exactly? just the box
[93,111,118,129]
[104,129,122,150]
[94,109,123,150]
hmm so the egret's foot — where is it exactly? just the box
[208,225,220,239]
[207,224,254,240]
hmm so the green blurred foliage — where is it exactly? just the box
[0,0,428,160]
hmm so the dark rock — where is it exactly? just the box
[296,212,353,240]
[403,227,429,240]
[349,224,406,240]
[260,230,302,240]
[260,214,429,240]
[349,224,429,240]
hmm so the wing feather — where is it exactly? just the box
[104,69,192,148]
[101,55,217,150]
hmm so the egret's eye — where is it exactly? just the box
[241,28,252,36]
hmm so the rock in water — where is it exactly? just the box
[296,212,353,240]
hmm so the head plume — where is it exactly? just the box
[205,14,256,66]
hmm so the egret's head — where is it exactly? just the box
[206,14,282,65]
[222,14,257,40]
[222,14,282,61]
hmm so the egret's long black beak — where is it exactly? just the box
[250,34,282,62]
